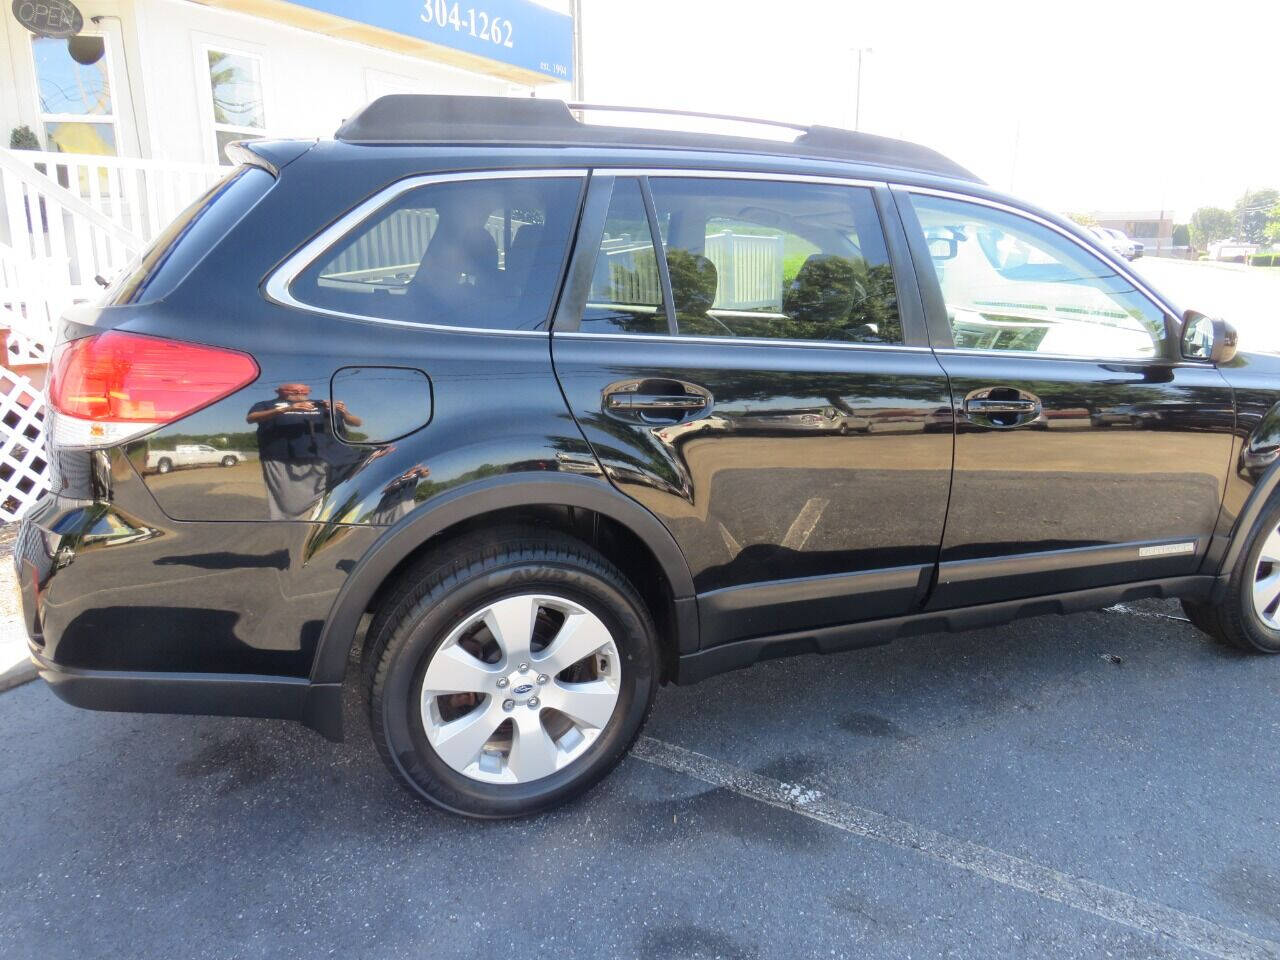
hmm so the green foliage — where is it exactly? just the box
[1248,253,1280,267]
[1171,224,1191,247]
[1234,188,1279,244]
[1264,202,1280,246]
[1190,207,1234,250]
[9,125,40,150]
[1066,212,1097,228]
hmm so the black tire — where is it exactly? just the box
[156,457,172,474]
[220,456,237,467]
[363,526,660,818]
[1182,496,1280,653]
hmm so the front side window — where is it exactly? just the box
[648,178,901,343]
[911,194,1167,359]
[290,175,583,331]
[32,35,117,155]
[206,49,266,164]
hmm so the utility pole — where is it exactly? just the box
[571,0,584,102]
[853,47,872,131]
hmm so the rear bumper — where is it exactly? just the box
[33,647,344,740]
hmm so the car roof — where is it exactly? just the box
[332,95,981,184]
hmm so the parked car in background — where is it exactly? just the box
[17,95,1278,821]
[145,443,246,474]
[1090,226,1139,260]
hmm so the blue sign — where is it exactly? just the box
[292,0,573,82]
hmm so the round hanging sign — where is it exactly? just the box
[12,0,84,39]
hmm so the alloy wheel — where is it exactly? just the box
[419,593,621,784]
[1253,525,1280,628]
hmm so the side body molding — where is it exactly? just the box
[309,472,698,686]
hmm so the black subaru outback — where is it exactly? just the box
[17,95,1280,818]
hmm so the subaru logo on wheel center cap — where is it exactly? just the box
[512,683,535,697]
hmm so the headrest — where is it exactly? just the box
[667,249,718,319]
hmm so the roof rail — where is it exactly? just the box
[333,95,980,183]
[566,102,809,135]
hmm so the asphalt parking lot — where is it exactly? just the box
[2,598,1279,960]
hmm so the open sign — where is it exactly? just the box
[11,0,84,39]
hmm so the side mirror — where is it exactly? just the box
[1180,310,1238,364]
[926,235,957,261]
[924,227,960,261]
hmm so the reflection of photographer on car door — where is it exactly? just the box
[246,382,362,520]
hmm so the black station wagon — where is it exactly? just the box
[17,95,1280,817]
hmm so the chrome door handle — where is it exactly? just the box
[606,393,708,411]
[962,387,1043,428]
[965,398,1038,415]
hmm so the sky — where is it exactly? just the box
[574,0,1279,221]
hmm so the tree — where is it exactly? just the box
[1066,212,1097,228]
[1233,188,1279,245]
[1171,223,1190,247]
[1190,207,1233,250]
[8,125,39,150]
[1265,202,1280,247]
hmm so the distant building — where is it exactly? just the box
[1093,211,1175,256]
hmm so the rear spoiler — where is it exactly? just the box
[224,139,316,177]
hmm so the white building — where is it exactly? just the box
[0,0,576,519]
[2,0,575,163]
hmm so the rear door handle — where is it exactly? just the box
[606,392,707,412]
[602,378,713,424]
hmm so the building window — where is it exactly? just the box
[31,34,117,155]
[205,48,266,164]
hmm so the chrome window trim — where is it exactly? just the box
[262,168,590,333]
[605,168,887,189]
[931,347,1198,366]
[554,330,934,353]
[900,184,1183,329]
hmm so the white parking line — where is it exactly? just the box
[1105,603,1191,622]
[781,497,829,551]
[633,737,1280,960]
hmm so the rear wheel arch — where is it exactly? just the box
[309,473,697,687]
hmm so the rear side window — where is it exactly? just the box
[579,178,668,335]
[648,178,901,344]
[289,175,583,331]
[108,165,273,305]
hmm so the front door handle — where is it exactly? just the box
[965,398,1037,415]
[963,387,1043,428]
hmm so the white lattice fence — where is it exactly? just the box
[0,365,49,521]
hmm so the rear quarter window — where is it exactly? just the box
[107,165,274,305]
[284,174,584,332]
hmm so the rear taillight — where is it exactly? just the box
[48,331,258,448]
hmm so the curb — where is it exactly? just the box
[0,657,37,693]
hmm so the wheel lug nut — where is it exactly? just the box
[527,698,540,709]
[502,699,515,712]
[536,674,548,685]
[496,677,509,688]
[518,662,529,673]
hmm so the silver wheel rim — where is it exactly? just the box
[1254,525,1280,628]
[419,593,622,784]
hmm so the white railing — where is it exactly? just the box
[6,150,225,253]
[0,149,223,519]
